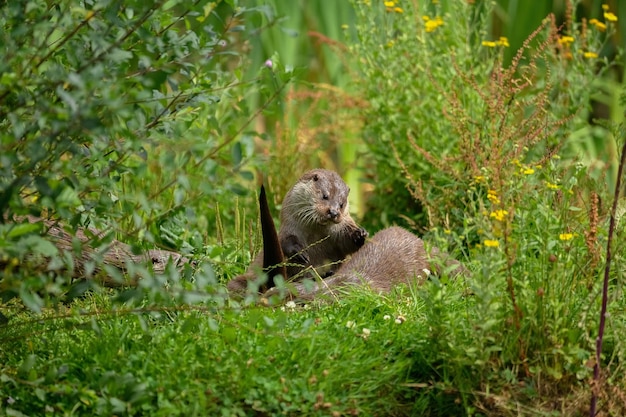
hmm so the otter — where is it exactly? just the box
[265,226,469,301]
[227,169,367,295]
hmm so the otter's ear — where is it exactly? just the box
[259,185,286,291]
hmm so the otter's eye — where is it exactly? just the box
[322,193,329,200]
[340,202,344,209]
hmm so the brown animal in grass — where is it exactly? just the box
[265,226,469,301]
[227,169,367,295]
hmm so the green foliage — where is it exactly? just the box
[0,291,446,416]
[352,0,616,233]
[0,0,294,306]
[2,0,626,415]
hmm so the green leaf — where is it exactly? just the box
[22,235,59,257]
[6,408,29,417]
[221,326,237,344]
[56,186,81,208]
[7,222,41,239]
[19,289,43,313]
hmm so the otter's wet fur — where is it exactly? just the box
[227,169,367,295]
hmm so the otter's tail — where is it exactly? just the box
[260,185,287,290]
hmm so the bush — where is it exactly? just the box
[0,0,294,308]
[352,0,614,233]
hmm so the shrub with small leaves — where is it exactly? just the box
[0,0,293,308]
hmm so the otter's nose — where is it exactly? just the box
[327,208,340,220]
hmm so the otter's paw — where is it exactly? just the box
[352,227,368,247]
[290,251,310,266]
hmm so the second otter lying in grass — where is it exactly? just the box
[266,226,469,301]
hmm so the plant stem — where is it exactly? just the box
[590,136,626,416]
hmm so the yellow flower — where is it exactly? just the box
[497,36,509,47]
[423,16,444,32]
[602,4,609,10]
[490,210,509,222]
[341,24,349,30]
[444,229,451,235]
[589,18,607,31]
[384,1,395,6]
[545,181,560,190]
[604,12,618,22]
[487,189,500,205]
[559,233,574,241]
[583,51,599,59]
[522,167,535,175]
[482,37,509,48]
[558,36,575,46]
[394,7,404,13]
[473,175,485,183]
[484,239,500,248]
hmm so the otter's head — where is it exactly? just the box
[282,169,350,228]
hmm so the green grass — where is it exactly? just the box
[3,260,624,416]
[0,283,470,416]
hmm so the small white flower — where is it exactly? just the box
[395,315,406,325]
[362,328,371,336]
[422,268,431,276]
[383,315,391,320]
[285,301,296,309]
[346,320,355,329]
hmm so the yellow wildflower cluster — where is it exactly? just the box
[483,239,500,248]
[423,15,443,32]
[589,19,607,31]
[487,189,500,205]
[545,181,560,190]
[490,210,508,222]
[583,51,599,59]
[557,36,575,46]
[559,233,574,241]
[384,0,403,13]
[603,4,618,22]
[512,159,536,175]
[482,37,509,48]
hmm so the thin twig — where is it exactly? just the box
[590,136,626,416]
